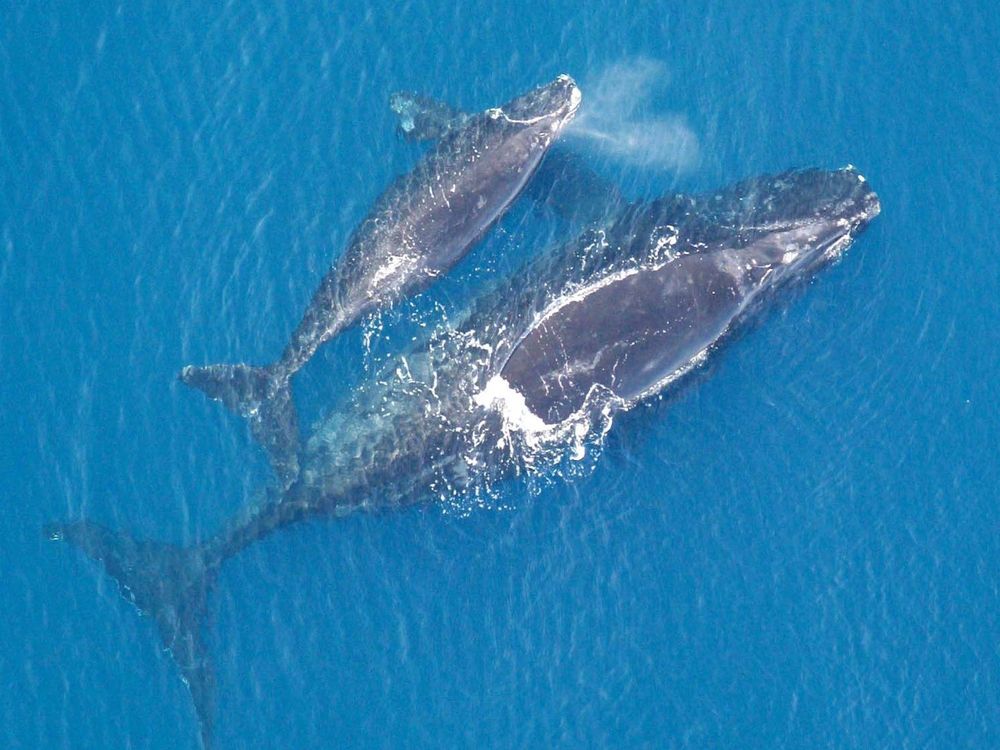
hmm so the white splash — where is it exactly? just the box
[473,374,549,434]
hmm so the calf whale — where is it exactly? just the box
[48,167,879,748]
[181,75,581,481]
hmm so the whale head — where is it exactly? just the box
[714,167,881,293]
[493,74,582,136]
[746,166,879,233]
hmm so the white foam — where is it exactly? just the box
[473,375,550,433]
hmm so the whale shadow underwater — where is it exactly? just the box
[46,79,880,749]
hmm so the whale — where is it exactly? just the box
[496,172,882,423]
[47,166,879,748]
[180,75,581,482]
[390,88,626,227]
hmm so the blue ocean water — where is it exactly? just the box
[2,1,999,747]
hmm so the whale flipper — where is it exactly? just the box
[44,521,219,750]
[388,91,469,142]
[180,364,300,483]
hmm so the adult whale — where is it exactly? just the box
[493,170,882,423]
[47,167,879,748]
[180,75,581,482]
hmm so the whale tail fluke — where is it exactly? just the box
[44,520,220,749]
[179,363,300,483]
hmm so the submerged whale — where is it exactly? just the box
[180,75,581,482]
[47,167,879,747]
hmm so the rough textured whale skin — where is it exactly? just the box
[179,74,582,483]
[387,89,626,226]
[47,167,878,748]
[499,168,881,423]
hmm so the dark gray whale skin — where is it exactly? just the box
[499,169,881,423]
[180,75,581,482]
[46,167,878,749]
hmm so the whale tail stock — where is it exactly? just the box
[44,520,219,749]
[179,363,300,483]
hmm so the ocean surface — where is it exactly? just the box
[2,1,999,748]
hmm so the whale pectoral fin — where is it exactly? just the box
[388,91,469,142]
[180,363,300,484]
[44,520,219,749]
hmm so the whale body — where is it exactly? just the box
[499,178,880,423]
[180,75,581,481]
[48,167,879,748]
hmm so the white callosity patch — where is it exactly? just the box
[568,81,582,113]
